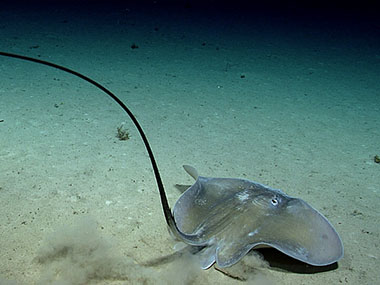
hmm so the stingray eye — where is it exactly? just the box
[271,197,279,206]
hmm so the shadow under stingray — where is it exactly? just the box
[256,248,339,273]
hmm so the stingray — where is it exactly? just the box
[0,51,343,269]
[172,165,343,268]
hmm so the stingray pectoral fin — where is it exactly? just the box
[195,243,218,269]
[215,240,255,268]
[262,198,344,266]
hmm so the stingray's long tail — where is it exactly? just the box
[0,51,181,237]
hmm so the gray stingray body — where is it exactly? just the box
[172,165,343,269]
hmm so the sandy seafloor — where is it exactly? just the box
[0,1,379,284]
